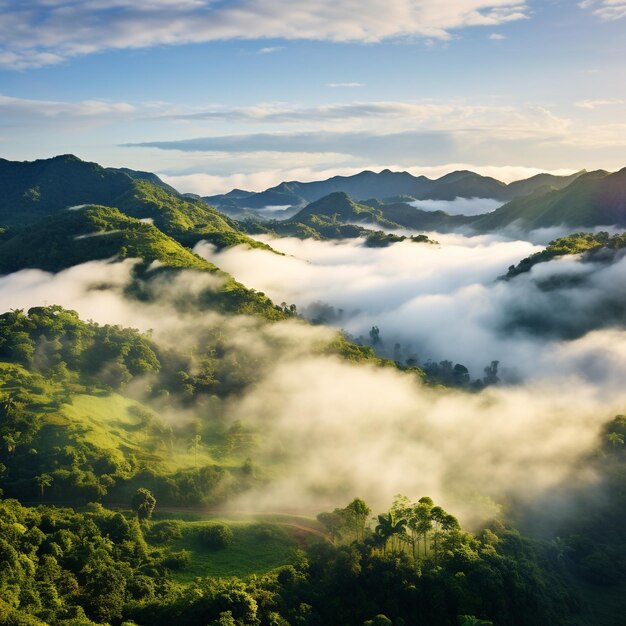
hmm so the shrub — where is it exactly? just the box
[199,523,233,549]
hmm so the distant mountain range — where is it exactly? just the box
[255,167,626,234]
[2,155,626,250]
[204,168,586,212]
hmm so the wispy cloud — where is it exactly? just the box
[326,82,366,88]
[0,94,136,119]
[489,32,506,39]
[575,98,624,109]
[0,1,529,69]
[579,0,626,20]
[258,46,284,54]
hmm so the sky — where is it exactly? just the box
[0,0,625,195]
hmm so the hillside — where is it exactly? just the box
[241,191,476,238]
[0,154,132,225]
[239,192,436,246]
[503,231,626,279]
[289,191,397,226]
[205,168,586,211]
[472,169,626,231]
[0,205,217,274]
[0,155,268,252]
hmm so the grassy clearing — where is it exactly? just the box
[150,518,302,581]
[58,393,220,471]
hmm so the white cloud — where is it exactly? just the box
[0,94,136,118]
[575,98,624,109]
[258,46,284,54]
[580,0,626,20]
[409,197,504,215]
[489,32,506,39]
[0,1,529,69]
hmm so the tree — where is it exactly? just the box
[607,431,624,449]
[131,488,156,520]
[34,473,53,498]
[2,432,19,456]
[189,434,202,468]
[374,511,406,554]
[483,361,500,386]
[344,498,371,541]
[369,326,380,346]
[317,510,345,542]
[430,506,446,566]
[416,497,433,559]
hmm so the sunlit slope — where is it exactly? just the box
[0,154,270,251]
[0,205,217,273]
[473,168,626,231]
[0,205,289,319]
[504,231,626,279]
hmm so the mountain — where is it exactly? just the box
[289,191,397,226]
[472,169,626,231]
[116,166,180,195]
[0,155,270,252]
[0,154,132,225]
[205,168,586,212]
[0,204,217,274]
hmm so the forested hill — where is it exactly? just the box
[472,168,626,231]
[0,155,267,252]
[503,231,626,279]
[238,192,438,246]
[0,205,217,274]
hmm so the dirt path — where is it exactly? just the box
[23,500,329,542]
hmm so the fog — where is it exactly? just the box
[194,233,626,388]
[1,232,625,519]
[409,197,503,216]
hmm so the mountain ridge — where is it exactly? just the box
[205,167,586,212]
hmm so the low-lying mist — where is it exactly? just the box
[195,233,626,387]
[408,197,503,215]
[1,234,625,520]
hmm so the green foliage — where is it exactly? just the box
[131,487,157,520]
[146,520,184,544]
[364,230,436,248]
[239,192,435,246]
[505,231,626,279]
[473,168,626,231]
[199,524,234,550]
[0,205,217,274]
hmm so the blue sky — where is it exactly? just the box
[0,0,624,194]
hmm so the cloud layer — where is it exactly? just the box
[196,232,626,386]
[0,1,528,69]
[1,242,626,517]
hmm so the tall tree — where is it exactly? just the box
[34,473,53,498]
[131,488,157,520]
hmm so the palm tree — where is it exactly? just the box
[375,511,407,554]
[607,431,624,449]
[34,474,53,498]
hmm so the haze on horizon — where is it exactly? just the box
[0,0,625,195]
